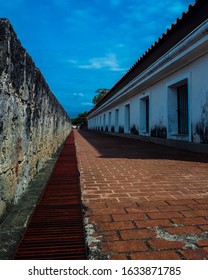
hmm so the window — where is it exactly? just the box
[140,95,150,134]
[108,112,111,131]
[103,114,106,131]
[115,109,119,133]
[145,98,149,133]
[99,115,102,130]
[124,104,130,134]
[96,117,98,130]
[177,84,188,134]
[167,77,190,140]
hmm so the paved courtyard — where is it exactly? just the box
[74,129,208,260]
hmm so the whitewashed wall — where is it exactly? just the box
[88,20,208,145]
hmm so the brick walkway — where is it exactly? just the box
[74,129,208,260]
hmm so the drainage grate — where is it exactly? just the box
[13,131,87,260]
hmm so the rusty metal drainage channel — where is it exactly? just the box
[13,131,87,260]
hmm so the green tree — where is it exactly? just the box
[92,88,109,104]
[71,111,88,126]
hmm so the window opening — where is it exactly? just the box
[177,84,188,134]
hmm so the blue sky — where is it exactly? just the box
[1,0,194,118]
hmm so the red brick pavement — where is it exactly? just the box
[74,129,208,260]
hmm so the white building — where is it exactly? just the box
[87,0,208,153]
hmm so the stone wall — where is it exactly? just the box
[0,18,71,218]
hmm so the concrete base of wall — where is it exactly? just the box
[149,137,208,155]
[97,130,208,155]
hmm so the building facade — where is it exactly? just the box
[87,0,208,151]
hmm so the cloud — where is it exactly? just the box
[123,0,190,25]
[115,43,125,48]
[81,102,93,106]
[68,59,78,65]
[78,53,126,72]
[115,0,193,61]
[73,92,84,97]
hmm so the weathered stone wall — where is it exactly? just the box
[0,18,71,218]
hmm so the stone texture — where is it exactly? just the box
[0,18,71,217]
[0,199,6,220]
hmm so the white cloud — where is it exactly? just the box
[115,43,125,48]
[124,0,190,25]
[79,53,126,72]
[73,92,84,97]
[81,102,93,106]
[68,59,77,65]
[117,0,192,58]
